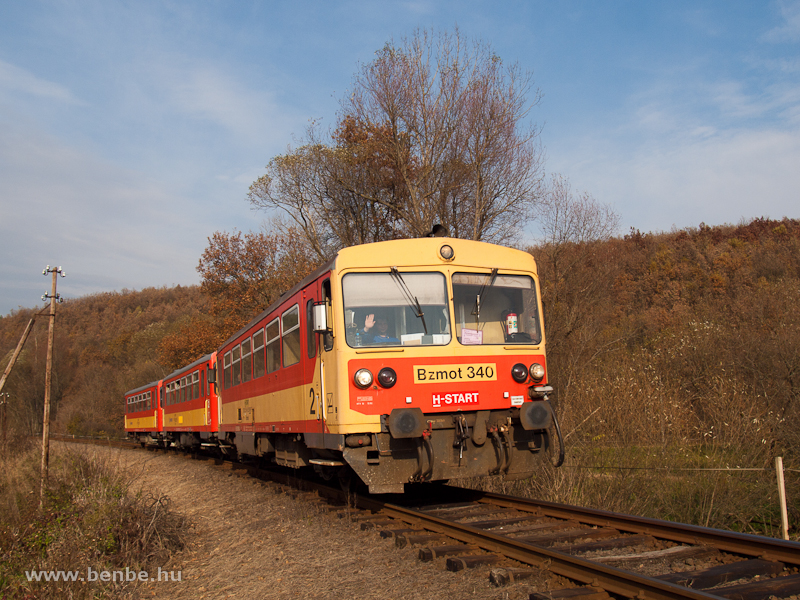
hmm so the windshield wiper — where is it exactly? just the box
[390,267,428,335]
[473,268,498,322]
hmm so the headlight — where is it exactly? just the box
[529,363,545,381]
[377,367,397,388]
[511,363,529,383]
[353,368,374,389]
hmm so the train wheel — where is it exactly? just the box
[338,466,365,497]
[313,464,338,482]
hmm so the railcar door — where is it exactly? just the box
[304,290,324,435]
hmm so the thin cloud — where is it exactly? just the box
[763,0,800,43]
[0,59,83,104]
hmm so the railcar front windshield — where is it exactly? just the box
[452,272,542,345]
[342,272,451,347]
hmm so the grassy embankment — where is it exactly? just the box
[0,439,185,599]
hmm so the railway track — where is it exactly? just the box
[56,435,800,599]
[351,488,800,600]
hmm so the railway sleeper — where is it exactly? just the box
[489,567,541,586]
[379,527,425,539]
[395,533,449,548]
[446,554,502,571]
[709,572,800,600]
[564,533,656,555]
[529,587,611,600]
[418,544,481,562]
[655,558,785,590]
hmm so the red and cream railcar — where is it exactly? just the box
[161,353,219,449]
[214,237,562,493]
[124,380,162,444]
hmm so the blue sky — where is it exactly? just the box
[1,1,799,315]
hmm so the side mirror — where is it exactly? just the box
[312,302,329,333]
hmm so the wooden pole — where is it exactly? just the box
[776,456,789,541]
[0,316,38,456]
[0,317,36,396]
[39,266,63,510]
[0,392,7,457]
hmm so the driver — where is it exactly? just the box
[362,313,399,344]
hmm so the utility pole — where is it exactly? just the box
[39,265,65,510]
[0,392,9,457]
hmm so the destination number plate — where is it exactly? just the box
[414,363,497,384]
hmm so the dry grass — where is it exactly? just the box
[458,439,798,540]
[0,442,186,599]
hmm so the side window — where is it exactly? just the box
[193,371,200,399]
[253,329,266,378]
[322,278,333,352]
[223,351,232,390]
[282,305,301,367]
[200,369,206,398]
[180,377,187,403]
[241,338,252,383]
[266,318,280,373]
[306,299,316,359]
[232,345,241,387]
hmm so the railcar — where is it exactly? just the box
[124,380,162,444]
[212,237,562,493]
[161,353,219,449]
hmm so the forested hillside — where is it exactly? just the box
[0,286,208,436]
[1,218,798,464]
[534,217,800,455]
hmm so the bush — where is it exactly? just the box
[0,445,187,599]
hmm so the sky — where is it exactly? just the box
[1,1,799,316]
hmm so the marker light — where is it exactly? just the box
[377,367,397,388]
[511,363,529,383]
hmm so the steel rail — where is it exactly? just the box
[357,495,722,600]
[472,489,800,566]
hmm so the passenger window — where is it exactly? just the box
[282,305,300,367]
[223,352,232,390]
[232,345,241,386]
[253,329,266,378]
[241,338,252,383]
[193,371,200,398]
[266,319,280,373]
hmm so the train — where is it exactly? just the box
[125,237,563,493]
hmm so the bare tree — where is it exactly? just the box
[536,173,620,282]
[248,28,544,256]
[532,173,621,389]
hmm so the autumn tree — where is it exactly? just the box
[248,28,544,259]
[157,227,320,370]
